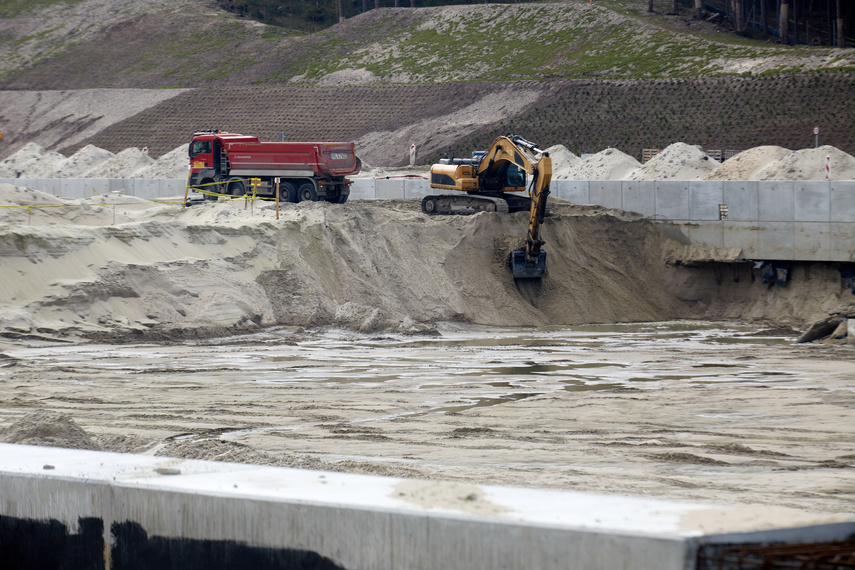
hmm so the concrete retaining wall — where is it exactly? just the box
[0,178,188,199]
[3,177,854,261]
[1,444,853,570]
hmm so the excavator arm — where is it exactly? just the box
[488,136,552,279]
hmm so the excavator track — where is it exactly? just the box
[421,194,511,215]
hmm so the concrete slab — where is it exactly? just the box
[831,221,855,261]
[723,222,759,256]
[794,183,830,222]
[36,178,62,196]
[349,179,375,200]
[688,181,723,221]
[722,181,759,221]
[552,180,589,204]
[375,179,405,199]
[686,221,724,249]
[0,444,851,570]
[655,181,689,220]
[108,179,130,195]
[589,181,622,210]
[403,178,430,199]
[621,180,655,217]
[758,181,794,222]
[831,181,855,223]
[757,221,795,260]
[794,222,831,261]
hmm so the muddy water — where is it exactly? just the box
[1,321,853,515]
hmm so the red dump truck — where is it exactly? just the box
[188,130,362,203]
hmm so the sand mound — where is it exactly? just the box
[0,186,687,339]
[0,142,65,178]
[702,146,791,181]
[83,147,155,178]
[756,145,855,181]
[1,410,100,450]
[627,142,719,181]
[545,144,581,179]
[563,148,641,180]
[50,144,115,178]
[134,144,190,179]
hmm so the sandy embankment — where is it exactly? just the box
[1,182,852,342]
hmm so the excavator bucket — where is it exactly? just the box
[509,249,547,279]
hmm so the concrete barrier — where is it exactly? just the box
[1,444,852,570]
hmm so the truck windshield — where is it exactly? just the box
[190,140,212,157]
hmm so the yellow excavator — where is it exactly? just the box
[423,134,552,279]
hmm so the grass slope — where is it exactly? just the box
[1,0,854,162]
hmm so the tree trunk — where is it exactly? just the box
[375,0,381,8]
[735,0,744,32]
[363,0,369,12]
[394,0,400,7]
[410,0,416,6]
[793,0,799,43]
[671,0,678,15]
[694,0,703,19]
[648,0,654,13]
[779,0,789,44]
[760,0,768,37]
[838,0,846,47]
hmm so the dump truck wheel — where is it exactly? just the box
[227,179,245,196]
[298,183,318,202]
[280,182,298,203]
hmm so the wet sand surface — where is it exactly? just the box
[2,321,853,516]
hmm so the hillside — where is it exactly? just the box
[0,0,854,163]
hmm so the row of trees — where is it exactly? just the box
[217,0,536,32]
[654,0,850,47]
[218,0,849,45]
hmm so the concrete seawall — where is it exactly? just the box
[1,444,852,570]
[3,177,855,261]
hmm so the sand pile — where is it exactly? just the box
[134,144,191,179]
[544,144,581,179]
[627,142,719,181]
[0,142,64,178]
[50,144,115,178]
[756,145,855,181]
[562,148,641,180]
[703,146,791,181]
[83,147,156,178]
[0,410,100,450]
[2,139,854,182]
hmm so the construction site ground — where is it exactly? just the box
[1,193,854,529]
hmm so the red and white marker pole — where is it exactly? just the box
[826,155,831,180]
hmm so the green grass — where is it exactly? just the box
[0,0,84,18]
[262,2,848,83]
